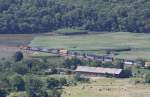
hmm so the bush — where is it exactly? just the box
[135,58,146,67]
[59,78,67,86]
[0,89,7,97]
[13,63,28,75]
[63,58,83,69]
[25,76,45,97]
[120,69,132,78]
[13,51,23,62]
[10,74,25,91]
[102,62,114,68]
[55,28,88,35]
[47,78,60,89]
[48,89,62,97]
[144,73,150,83]
[7,92,28,97]
[74,73,90,83]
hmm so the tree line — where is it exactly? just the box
[0,52,89,97]
[0,0,149,34]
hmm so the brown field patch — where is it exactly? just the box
[0,45,19,58]
[0,34,37,46]
[0,34,39,58]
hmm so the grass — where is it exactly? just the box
[27,52,59,57]
[62,77,150,97]
[30,32,150,60]
[55,28,87,35]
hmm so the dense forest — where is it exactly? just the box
[0,0,149,34]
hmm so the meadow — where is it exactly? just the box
[30,32,150,60]
[62,77,150,97]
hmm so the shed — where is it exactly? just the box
[145,62,150,67]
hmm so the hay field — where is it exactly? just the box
[30,32,150,60]
[62,77,150,97]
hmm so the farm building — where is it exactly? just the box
[50,49,60,54]
[123,60,134,65]
[75,66,123,77]
[145,62,150,68]
[19,45,30,50]
[103,56,114,62]
[56,68,74,74]
[59,48,68,55]
[44,69,53,75]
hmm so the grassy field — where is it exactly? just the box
[55,28,88,35]
[62,77,150,97]
[30,32,150,60]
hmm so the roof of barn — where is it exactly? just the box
[75,66,122,75]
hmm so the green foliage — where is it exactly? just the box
[121,69,132,78]
[0,89,7,97]
[87,61,102,67]
[46,77,67,89]
[63,58,83,69]
[113,60,124,69]
[7,92,28,97]
[135,58,146,67]
[0,0,149,33]
[13,63,28,75]
[47,77,60,89]
[74,73,90,83]
[48,89,61,97]
[144,73,150,83]
[55,28,87,35]
[23,59,49,73]
[102,62,115,68]
[59,77,67,86]
[25,76,48,97]
[0,56,67,97]
[13,51,23,62]
[9,74,25,91]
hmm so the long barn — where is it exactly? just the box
[75,66,123,78]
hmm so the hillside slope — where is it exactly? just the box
[0,0,149,33]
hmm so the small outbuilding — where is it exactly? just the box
[145,62,150,68]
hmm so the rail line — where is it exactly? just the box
[19,45,137,66]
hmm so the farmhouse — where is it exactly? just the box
[75,66,123,77]
[123,60,134,65]
[19,45,30,50]
[145,62,150,68]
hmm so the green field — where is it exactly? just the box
[30,32,150,60]
[62,77,150,97]
[55,28,87,35]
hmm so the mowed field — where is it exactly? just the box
[0,34,37,58]
[30,32,150,60]
[62,77,150,97]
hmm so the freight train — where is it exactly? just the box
[20,45,136,65]
[19,45,68,54]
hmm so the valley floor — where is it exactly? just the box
[30,32,150,60]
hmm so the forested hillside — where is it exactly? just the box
[0,0,149,34]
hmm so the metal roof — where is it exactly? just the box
[75,66,122,75]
